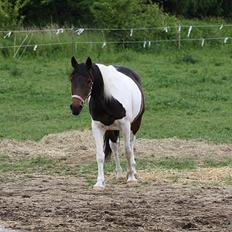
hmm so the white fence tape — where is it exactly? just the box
[0,24,231,51]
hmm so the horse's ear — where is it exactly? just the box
[71,56,78,68]
[86,57,92,70]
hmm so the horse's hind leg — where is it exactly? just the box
[129,114,143,178]
[122,121,137,182]
[130,132,137,177]
[109,139,123,180]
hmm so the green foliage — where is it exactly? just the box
[3,0,175,28]
[0,156,59,173]
[171,0,222,18]
[222,0,232,18]
[0,0,21,27]
[17,0,94,26]
[153,0,232,18]
[0,0,232,28]
[187,0,223,18]
[91,0,177,44]
[91,0,135,29]
[91,0,175,28]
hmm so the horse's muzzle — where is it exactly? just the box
[70,104,83,116]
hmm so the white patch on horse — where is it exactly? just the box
[96,64,142,122]
[96,64,116,99]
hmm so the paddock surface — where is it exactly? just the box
[0,131,232,232]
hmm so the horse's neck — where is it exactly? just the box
[89,65,126,123]
[91,64,105,99]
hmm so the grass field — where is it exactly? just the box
[0,46,232,143]
[0,153,232,186]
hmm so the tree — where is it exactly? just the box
[151,0,226,18]
[0,0,20,27]
[222,0,232,18]
[17,0,94,26]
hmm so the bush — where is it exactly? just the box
[152,0,232,19]
[5,0,94,27]
[91,0,177,46]
[0,0,20,27]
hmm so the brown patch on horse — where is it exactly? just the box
[131,111,144,135]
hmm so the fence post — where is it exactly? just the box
[177,25,181,49]
[71,29,76,56]
[13,34,16,57]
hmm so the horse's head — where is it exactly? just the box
[70,56,93,116]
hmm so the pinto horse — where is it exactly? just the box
[70,56,144,189]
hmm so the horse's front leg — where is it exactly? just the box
[92,121,106,190]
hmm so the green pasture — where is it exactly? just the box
[0,155,197,175]
[0,45,232,143]
[0,154,232,186]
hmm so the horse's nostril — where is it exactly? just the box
[70,104,83,116]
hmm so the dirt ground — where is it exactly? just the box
[0,131,232,232]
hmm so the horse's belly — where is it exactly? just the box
[92,119,123,130]
[113,84,142,122]
[131,87,142,121]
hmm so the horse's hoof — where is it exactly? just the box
[127,179,137,183]
[93,183,105,191]
[116,172,124,181]
[127,175,137,183]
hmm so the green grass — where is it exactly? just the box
[1,154,231,186]
[0,155,228,173]
[154,158,196,170]
[0,155,197,175]
[0,156,60,173]
[204,158,232,168]
[1,46,232,142]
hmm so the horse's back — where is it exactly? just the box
[114,66,142,86]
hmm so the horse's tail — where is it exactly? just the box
[104,130,120,160]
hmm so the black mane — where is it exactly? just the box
[90,64,105,98]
